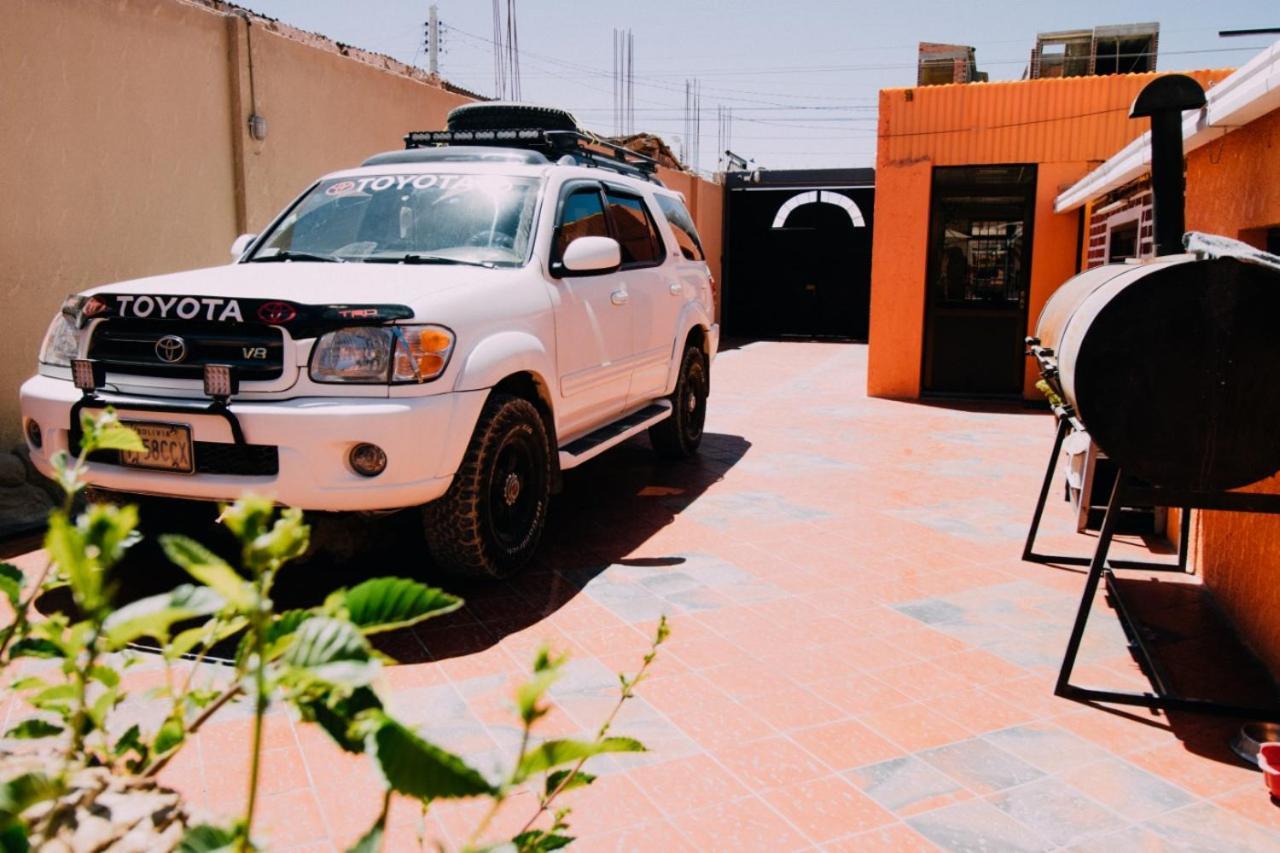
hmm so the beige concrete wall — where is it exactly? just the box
[1,0,239,447]
[0,0,724,449]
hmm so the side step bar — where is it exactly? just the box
[558,401,672,470]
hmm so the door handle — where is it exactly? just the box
[668,282,683,295]
[610,289,629,305]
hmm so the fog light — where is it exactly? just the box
[24,419,42,450]
[71,358,104,392]
[204,364,239,399]
[349,443,387,477]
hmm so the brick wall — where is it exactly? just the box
[1085,177,1154,268]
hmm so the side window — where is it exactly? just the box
[656,195,705,261]
[604,190,662,267]
[554,187,609,260]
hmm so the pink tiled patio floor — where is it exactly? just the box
[13,340,1280,850]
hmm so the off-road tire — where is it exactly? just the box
[423,394,551,579]
[649,344,708,459]
[446,102,579,133]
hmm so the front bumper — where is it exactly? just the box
[20,375,487,511]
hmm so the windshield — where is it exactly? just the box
[250,173,542,266]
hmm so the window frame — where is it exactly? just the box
[602,184,667,271]
[549,179,611,278]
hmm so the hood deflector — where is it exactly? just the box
[72,294,414,339]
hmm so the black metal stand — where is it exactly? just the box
[1022,409,1189,572]
[1055,471,1280,721]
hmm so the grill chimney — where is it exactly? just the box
[1129,75,1206,256]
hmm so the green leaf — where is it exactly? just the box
[44,512,90,605]
[0,564,22,607]
[281,617,378,687]
[158,537,251,608]
[89,665,120,689]
[78,503,140,571]
[298,686,382,754]
[177,823,241,853]
[513,830,574,853]
[0,822,29,853]
[367,715,495,799]
[8,639,63,660]
[516,738,645,782]
[30,683,77,711]
[345,815,385,853]
[4,719,63,739]
[545,769,595,797]
[153,716,185,756]
[0,772,61,831]
[104,584,227,647]
[114,724,145,758]
[338,577,462,635]
[89,420,145,454]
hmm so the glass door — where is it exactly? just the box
[922,165,1037,397]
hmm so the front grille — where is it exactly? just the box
[91,442,279,476]
[88,319,284,381]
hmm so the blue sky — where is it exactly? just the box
[241,1,1278,172]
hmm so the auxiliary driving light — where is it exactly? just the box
[349,443,388,477]
[71,358,104,392]
[203,364,239,399]
[24,419,42,450]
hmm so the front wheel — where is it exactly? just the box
[649,343,708,459]
[423,394,551,580]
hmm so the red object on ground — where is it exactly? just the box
[1258,743,1280,798]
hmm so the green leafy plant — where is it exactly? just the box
[0,410,668,851]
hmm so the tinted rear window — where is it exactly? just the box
[605,191,662,266]
[656,195,705,261]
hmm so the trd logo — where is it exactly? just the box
[242,347,269,359]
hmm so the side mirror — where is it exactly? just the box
[229,233,257,259]
[560,236,621,276]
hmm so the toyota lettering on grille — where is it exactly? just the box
[154,335,188,364]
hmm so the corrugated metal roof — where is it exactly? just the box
[877,69,1233,167]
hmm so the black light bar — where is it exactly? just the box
[404,128,661,178]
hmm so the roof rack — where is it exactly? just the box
[404,128,664,184]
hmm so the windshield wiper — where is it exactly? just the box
[360,254,497,268]
[248,250,344,263]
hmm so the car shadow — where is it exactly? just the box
[37,431,750,666]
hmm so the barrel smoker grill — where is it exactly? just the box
[1022,74,1280,721]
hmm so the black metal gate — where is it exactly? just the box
[722,169,875,341]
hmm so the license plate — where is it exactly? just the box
[120,422,194,473]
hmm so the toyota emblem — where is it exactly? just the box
[154,335,188,364]
[257,301,297,324]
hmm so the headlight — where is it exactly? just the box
[38,304,82,367]
[309,324,454,384]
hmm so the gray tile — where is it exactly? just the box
[920,738,1045,795]
[895,599,968,626]
[847,756,967,814]
[907,800,1052,853]
[990,777,1125,847]
[1142,801,1280,852]
[1059,758,1194,821]
[981,724,1112,774]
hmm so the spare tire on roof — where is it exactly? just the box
[446,102,579,132]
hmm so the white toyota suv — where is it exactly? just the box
[20,104,717,579]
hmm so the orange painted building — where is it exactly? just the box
[866,69,1231,401]
[1055,42,1280,673]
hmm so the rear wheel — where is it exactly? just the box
[423,394,551,579]
[649,343,708,459]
